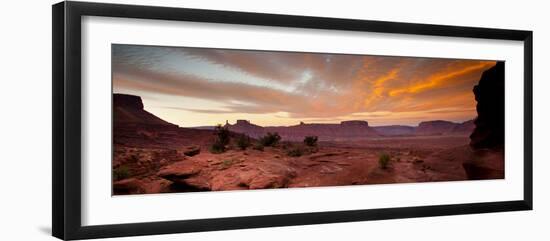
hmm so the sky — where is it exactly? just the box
[112,44,497,127]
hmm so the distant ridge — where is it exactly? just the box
[224,119,379,141]
[415,120,474,136]
[372,125,415,137]
[188,119,475,139]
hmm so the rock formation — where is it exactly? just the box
[224,120,379,141]
[463,62,505,180]
[113,93,178,128]
[469,62,505,149]
[224,120,264,138]
[222,119,475,139]
[157,158,297,191]
[113,93,216,147]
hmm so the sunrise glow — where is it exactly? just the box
[112,44,496,127]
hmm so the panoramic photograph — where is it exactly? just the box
[111,44,505,195]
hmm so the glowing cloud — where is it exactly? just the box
[112,44,498,127]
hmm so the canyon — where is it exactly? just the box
[111,63,504,195]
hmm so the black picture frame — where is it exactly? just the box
[52,1,533,240]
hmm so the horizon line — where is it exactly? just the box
[182,118,476,128]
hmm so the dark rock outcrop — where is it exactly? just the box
[113,94,144,110]
[113,93,177,128]
[113,93,216,149]
[470,62,505,149]
[463,62,505,180]
[183,146,201,157]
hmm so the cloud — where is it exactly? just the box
[162,107,235,114]
[112,44,497,125]
[181,48,366,87]
[388,61,494,97]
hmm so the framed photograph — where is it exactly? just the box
[52,1,533,240]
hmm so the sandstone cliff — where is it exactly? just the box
[470,62,505,149]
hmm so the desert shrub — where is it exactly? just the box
[236,134,251,150]
[378,153,391,169]
[252,143,264,151]
[210,124,230,153]
[214,124,230,146]
[286,147,304,157]
[303,136,318,147]
[260,132,281,147]
[113,166,131,181]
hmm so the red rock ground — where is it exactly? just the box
[113,134,504,195]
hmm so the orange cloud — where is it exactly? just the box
[388,61,495,97]
[113,44,499,126]
[362,69,399,107]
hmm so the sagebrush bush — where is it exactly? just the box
[260,132,281,147]
[303,136,318,147]
[210,124,230,154]
[214,124,230,145]
[237,134,251,150]
[378,153,391,169]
